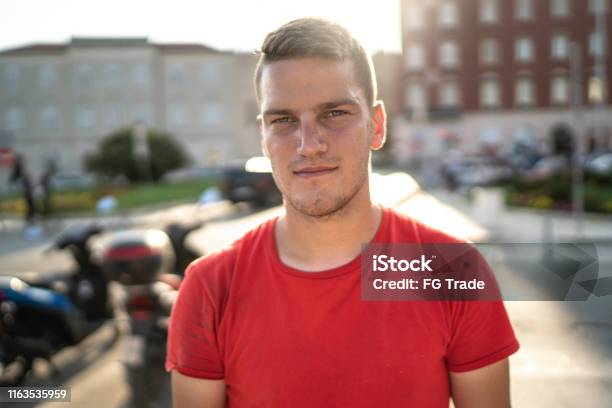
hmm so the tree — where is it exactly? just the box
[85,127,189,182]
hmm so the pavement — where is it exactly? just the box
[410,187,612,408]
[428,187,612,243]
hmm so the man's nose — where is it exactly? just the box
[296,121,327,156]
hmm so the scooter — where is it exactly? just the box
[0,219,202,391]
[0,223,112,385]
[99,220,203,408]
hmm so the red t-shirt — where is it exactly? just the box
[166,207,519,407]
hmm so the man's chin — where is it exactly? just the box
[286,195,351,219]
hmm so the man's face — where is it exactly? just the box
[258,57,385,218]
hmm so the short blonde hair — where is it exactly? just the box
[254,18,378,108]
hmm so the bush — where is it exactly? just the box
[504,173,612,214]
[585,169,612,186]
[0,190,104,215]
[85,127,189,182]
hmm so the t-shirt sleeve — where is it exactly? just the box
[165,261,224,379]
[445,300,520,373]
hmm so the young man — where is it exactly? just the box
[166,18,519,407]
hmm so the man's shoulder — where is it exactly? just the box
[383,207,468,244]
[185,216,275,282]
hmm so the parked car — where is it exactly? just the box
[442,155,514,189]
[523,155,571,181]
[585,152,612,175]
[162,166,223,183]
[223,157,282,207]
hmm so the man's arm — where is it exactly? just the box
[171,370,226,408]
[449,358,511,408]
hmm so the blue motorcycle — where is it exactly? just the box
[0,224,113,385]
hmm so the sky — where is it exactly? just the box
[1,0,402,54]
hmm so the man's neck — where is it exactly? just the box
[275,189,382,272]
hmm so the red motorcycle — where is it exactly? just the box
[100,221,202,408]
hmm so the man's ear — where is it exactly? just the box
[370,101,387,151]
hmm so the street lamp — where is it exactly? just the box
[132,121,150,182]
[570,42,584,237]
[593,0,608,147]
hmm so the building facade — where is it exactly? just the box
[0,38,261,174]
[396,0,612,164]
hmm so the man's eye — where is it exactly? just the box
[325,110,347,118]
[271,117,295,124]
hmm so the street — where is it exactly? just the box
[1,172,611,407]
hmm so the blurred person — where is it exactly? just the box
[167,18,519,408]
[39,158,57,217]
[9,153,36,224]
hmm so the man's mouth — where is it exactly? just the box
[293,166,339,178]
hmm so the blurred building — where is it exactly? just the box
[0,38,260,174]
[372,52,404,162]
[372,51,404,116]
[396,0,612,164]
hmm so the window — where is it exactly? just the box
[589,32,605,56]
[168,64,187,87]
[40,107,60,129]
[551,76,570,104]
[75,64,94,88]
[439,81,460,107]
[406,45,425,71]
[405,4,424,31]
[76,108,95,129]
[480,0,499,23]
[106,106,123,127]
[168,105,187,128]
[104,64,121,88]
[439,41,459,68]
[132,64,150,88]
[5,108,25,131]
[515,37,535,62]
[589,0,609,13]
[439,1,459,28]
[39,66,58,89]
[480,39,500,65]
[589,76,606,103]
[515,0,534,20]
[480,78,501,108]
[201,64,222,85]
[515,77,535,106]
[132,105,153,125]
[550,0,570,17]
[406,83,427,110]
[200,103,223,125]
[551,34,569,59]
[3,65,20,92]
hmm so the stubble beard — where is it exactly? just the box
[279,150,371,220]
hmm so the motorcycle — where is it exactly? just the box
[0,223,112,385]
[99,220,203,408]
[0,218,202,394]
